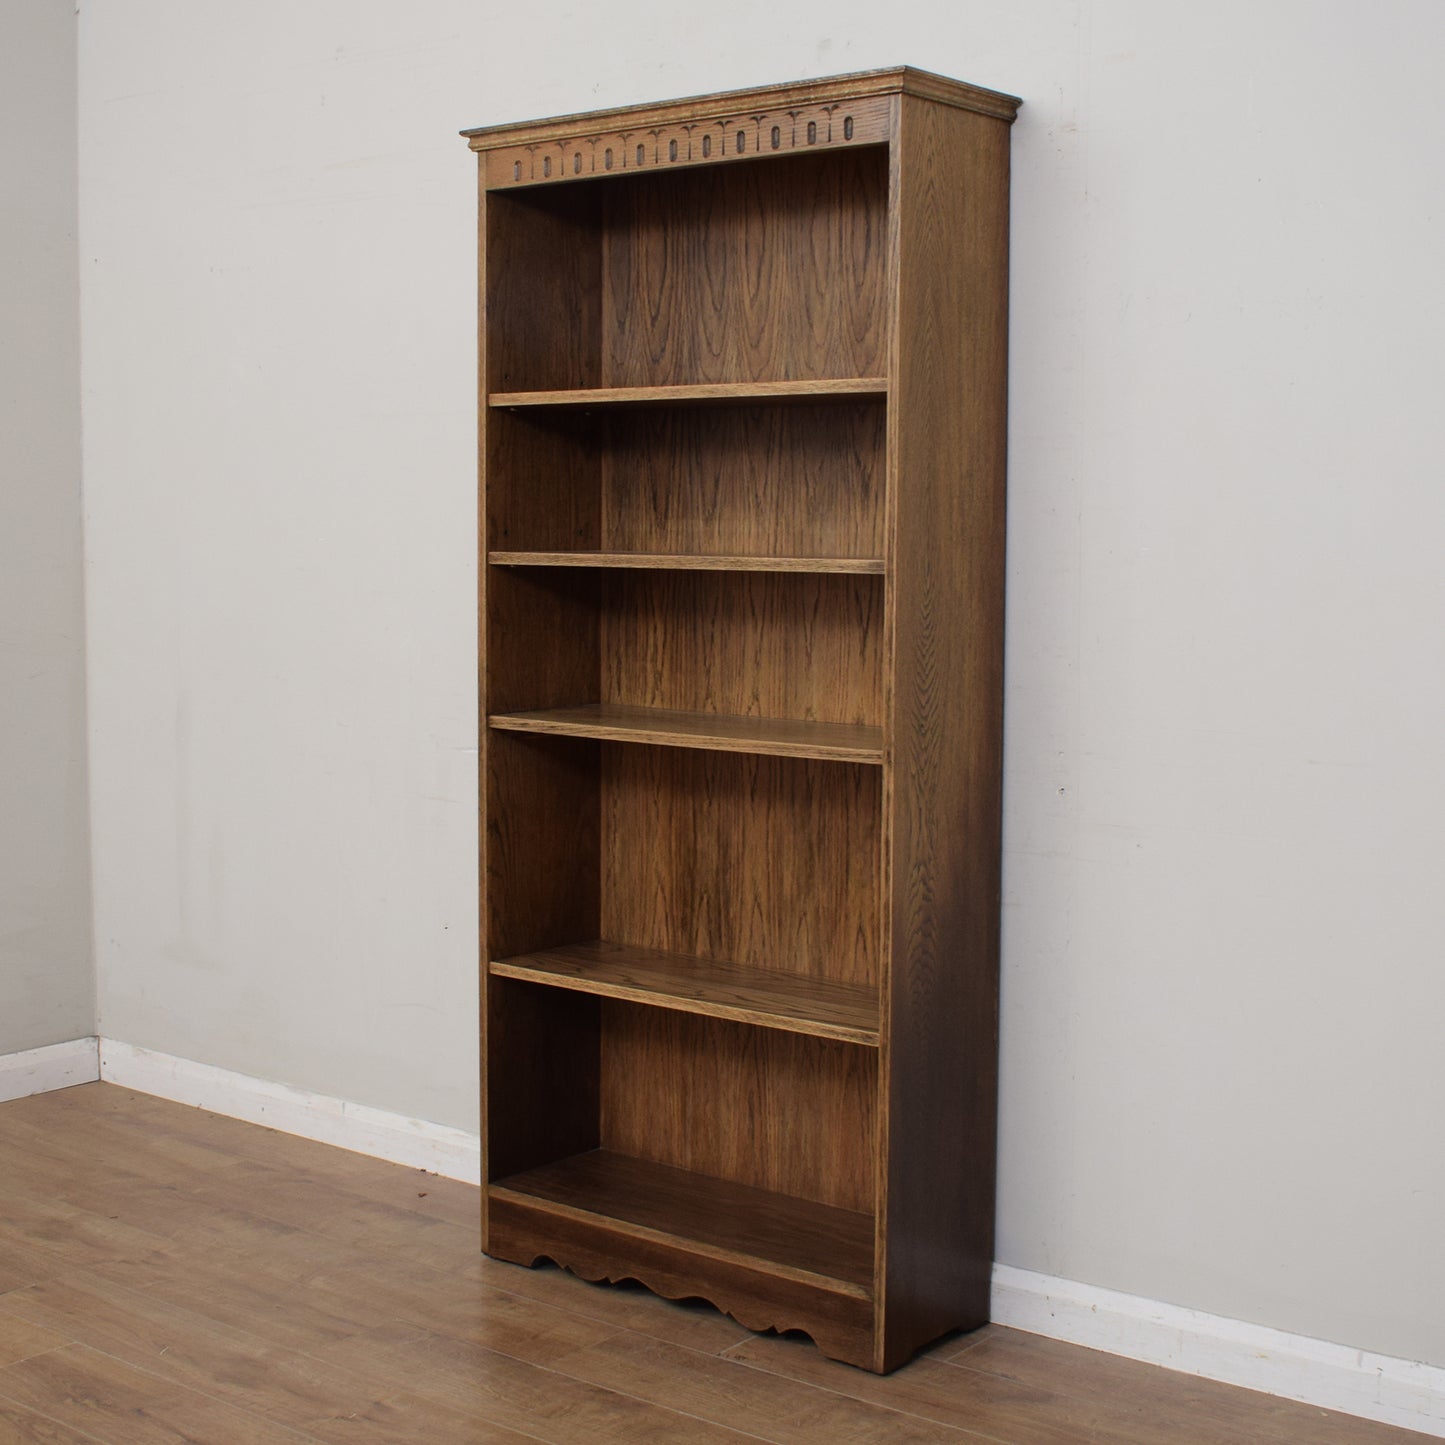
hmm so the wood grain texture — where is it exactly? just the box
[601,150,888,386]
[485,184,599,394]
[0,1342,311,1443]
[724,1324,1440,1445]
[599,1003,877,1212]
[490,551,884,573]
[487,1192,876,1371]
[484,976,599,1191]
[0,1398,100,1443]
[0,1276,547,1444]
[484,566,599,717]
[491,398,885,563]
[727,1332,1101,1445]
[543,1332,984,1445]
[309,1323,757,1443]
[875,95,1013,1370]
[0,1314,66,1368]
[491,1150,871,1292]
[601,747,882,985]
[602,572,883,727]
[490,378,888,407]
[485,410,601,556]
[599,400,885,559]
[475,72,1013,1372]
[490,939,880,1044]
[486,395,884,570]
[483,731,598,959]
[1,1087,1433,1444]
[490,703,883,763]
[482,732,601,1221]
[480,95,892,190]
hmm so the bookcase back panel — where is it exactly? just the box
[602,572,883,726]
[598,401,884,559]
[601,745,880,986]
[601,148,888,386]
[600,1001,876,1213]
[486,147,887,392]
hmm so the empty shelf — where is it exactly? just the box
[492,940,879,1045]
[489,550,884,574]
[488,704,883,763]
[490,1149,874,1297]
[488,378,889,409]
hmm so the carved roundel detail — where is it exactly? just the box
[484,94,890,189]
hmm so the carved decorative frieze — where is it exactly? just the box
[482,95,891,189]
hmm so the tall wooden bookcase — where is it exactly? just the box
[463,67,1019,1373]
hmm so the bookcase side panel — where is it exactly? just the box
[481,183,606,1230]
[879,96,1011,1370]
[485,978,601,1193]
[486,567,601,716]
[482,731,602,1218]
[487,410,602,555]
[486,185,601,393]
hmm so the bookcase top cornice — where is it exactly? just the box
[460,66,1021,150]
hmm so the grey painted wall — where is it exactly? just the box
[77,0,1445,1370]
[0,0,93,1053]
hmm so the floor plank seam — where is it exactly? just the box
[551,1327,999,1443]
[295,1327,728,1443]
[4,1087,1436,1444]
[20,1248,621,1441]
[489,1274,754,1355]
[24,1337,331,1445]
[0,1339,76,1373]
[484,1338,778,1442]
[523,1346,780,1443]
[0,1391,112,1445]
[716,1347,1018,1445]
[233,1333,558,1444]
[943,1329,991,1362]
[0,1370,126,1445]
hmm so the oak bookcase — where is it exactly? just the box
[462,67,1019,1373]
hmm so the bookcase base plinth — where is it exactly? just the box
[486,1192,877,1370]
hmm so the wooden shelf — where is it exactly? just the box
[489,1150,874,1298]
[489,550,884,574]
[491,940,879,1045]
[488,379,889,409]
[488,703,883,763]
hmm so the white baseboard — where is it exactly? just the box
[0,1036,100,1103]
[97,1039,481,1184]
[991,1263,1445,1439]
[7,1039,1438,1435]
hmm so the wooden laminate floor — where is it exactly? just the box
[0,1084,1429,1444]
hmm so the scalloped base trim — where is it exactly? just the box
[535,1249,842,1343]
[486,1193,877,1369]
